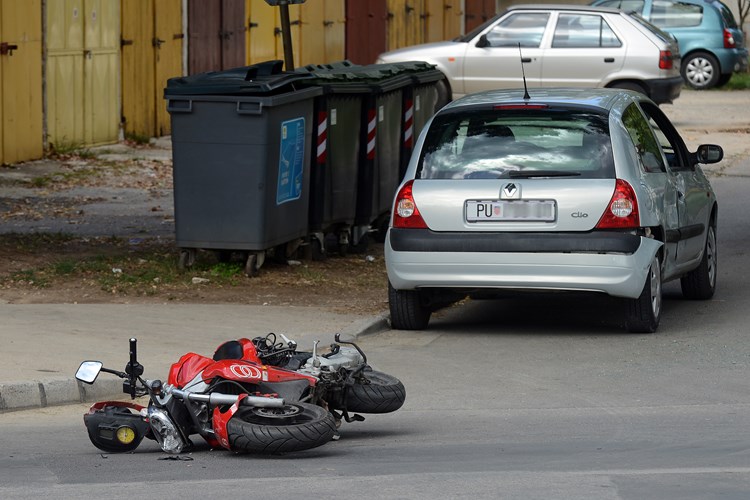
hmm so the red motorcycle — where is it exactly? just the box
[75,334,405,454]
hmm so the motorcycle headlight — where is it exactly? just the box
[147,406,186,454]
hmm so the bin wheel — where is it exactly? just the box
[245,253,264,278]
[178,249,196,271]
[310,237,326,261]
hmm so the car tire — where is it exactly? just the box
[388,281,431,330]
[715,73,733,88]
[609,81,647,96]
[625,256,662,333]
[434,78,451,112]
[682,52,720,90]
[681,220,717,300]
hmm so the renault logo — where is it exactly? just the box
[502,183,520,199]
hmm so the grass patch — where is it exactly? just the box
[722,71,750,90]
[125,132,151,145]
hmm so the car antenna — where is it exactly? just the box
[518,43,530,100]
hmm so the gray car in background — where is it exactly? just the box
[385,88,722,333]
[377,5,683,105]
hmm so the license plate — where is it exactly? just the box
[465,200,556,222]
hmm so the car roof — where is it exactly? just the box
[442,88,638,113]
[507,4,624,14]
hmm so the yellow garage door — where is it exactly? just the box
[46,0,119,149]
[0,0,43,164]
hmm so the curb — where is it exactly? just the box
[0,313,391,413]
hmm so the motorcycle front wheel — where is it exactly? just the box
[343,369,406,414]
[226,402,336,454]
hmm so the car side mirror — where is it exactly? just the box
[76,360,103,384]
[695,144,723,164]
[475,34,490,48]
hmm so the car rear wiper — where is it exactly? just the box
[508,170,582,178]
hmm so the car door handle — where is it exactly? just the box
[604,58,615,63]
[521,58,532,63]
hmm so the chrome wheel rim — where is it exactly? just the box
[686,57,714,87]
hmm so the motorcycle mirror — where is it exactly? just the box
[76,361,103,384]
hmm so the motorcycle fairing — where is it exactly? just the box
[201,359,318,386]
[168,352,213,387]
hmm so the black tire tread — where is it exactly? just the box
[226,403,336,454]
[344,370,406,414]
[389,282,431,330]
[681,222,717,300]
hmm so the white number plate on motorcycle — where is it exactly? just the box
[465,200,556,222]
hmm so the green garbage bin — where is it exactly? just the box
[165,61,321,275]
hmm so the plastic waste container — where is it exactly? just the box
[296,61,443,253]
[164,60,321,275]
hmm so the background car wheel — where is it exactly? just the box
[715,73,732,88]
[609,81,647,96]
[625,256,662,333]
[388,281,431,330]
[681,221,717,299]
[682,52,720,89]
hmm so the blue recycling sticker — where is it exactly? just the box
[276,117,305,205]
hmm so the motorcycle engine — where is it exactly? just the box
[300,345,364,375]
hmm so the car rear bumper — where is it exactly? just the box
[385,229,663,299]
[643,76,683,104]
[716,47,749,74]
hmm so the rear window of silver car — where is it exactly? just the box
[418,109,615,180]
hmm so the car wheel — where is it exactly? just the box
[609,81,647,96]
[715,73,732,88]
[625,256,662,333]
[682,52,720,89]
[434,78,451,112]
[388,281,431,330]
[681,221,717,299]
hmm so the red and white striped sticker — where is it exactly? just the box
[316,110,327,164]
[367,108,377,160]
[403,99,414,148]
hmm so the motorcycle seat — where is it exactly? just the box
[213,340,244,361]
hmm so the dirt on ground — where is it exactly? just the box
[0,143,389,316]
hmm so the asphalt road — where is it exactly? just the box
[1,91,749,499]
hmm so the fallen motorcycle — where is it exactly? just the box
[75,334,405,455]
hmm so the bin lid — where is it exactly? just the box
[164,60,315,97]
[295,60,441,95]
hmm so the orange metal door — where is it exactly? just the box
[247,0,277,65]
[154,0,183,136]
[0,0,43,164]
[121,0,155,140]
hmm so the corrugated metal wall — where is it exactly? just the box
[0,0,43,165]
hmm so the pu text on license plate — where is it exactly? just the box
[465,200,556,222]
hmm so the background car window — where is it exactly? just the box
[651,0,702,28]
[419,110,614,179]
[552,14,622,48]
[594,0,646,14]
[717,2,738,28]
[622,104,666,173]
[486,13,550,48]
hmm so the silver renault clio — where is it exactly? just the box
[385,88,722,333]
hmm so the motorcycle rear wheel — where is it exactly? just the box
[343,369,406,414]
[226,402,336,453]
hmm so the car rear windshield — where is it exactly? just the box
[417,108,615,180]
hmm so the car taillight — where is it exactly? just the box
[659,50,673,70]
[392,180,428,229]
[724,29,736,48]
[595,179,640,229]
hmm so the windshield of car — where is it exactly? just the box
[418,108,614,180]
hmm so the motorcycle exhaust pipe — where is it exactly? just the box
[169,388,285,408]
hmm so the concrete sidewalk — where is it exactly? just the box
[0,303,389,412]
